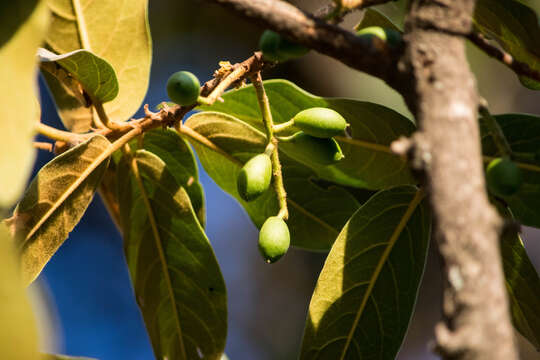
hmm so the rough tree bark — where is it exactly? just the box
[397,1,518,359]
[206,0,519,359]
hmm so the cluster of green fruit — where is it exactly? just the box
[237,107,348,263]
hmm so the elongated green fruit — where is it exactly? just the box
[237,154,272,201]
[166,71,200,106]
[288,132,344,165]
[356,26,402,47]
[486,157,523,196]
[258,216,290,263]
[293,107,348,138]
[259,30,308,62]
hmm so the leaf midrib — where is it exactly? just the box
[339,189,425,360]
[129,153,187,359]
[72,0,92,51]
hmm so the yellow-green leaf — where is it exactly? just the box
[300,186,431,359]
[0,0,49,209]
[117,150,227,360]
[43,0,152,131]
[0,223,40,360]
[7,135,111,285]
[38,48,119,103]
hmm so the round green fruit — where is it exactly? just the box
[287,132,344,165]
[258,216,290,263]
[356,26,402,47]
[259,30,308,62]
[166,71,200,106]
[237,154,273,201]
[293,107,348,138]
[486,157,523,197]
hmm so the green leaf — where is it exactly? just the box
[0,0,49,209]
[199,79,415,190]
[496,205,540,350]
[355,9,401,32]
[140,129,206,227]
[0,223,40,360]
[185,112,361,251]
[117,150,226,360]
[43,0,152,131]
[300,186,431,359]
[6,135,111,285]
[480,113,540,227]
[474,0,540,89]
[38,48,119,103]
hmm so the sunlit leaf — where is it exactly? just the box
[38,47,118,105]
[0,0,49,209]
[0,223,40,360]
[185,112,361,251]
[7,135,111,285]
[495,204,540,349]
[199,79,415,190]
[43,0,152,131]
[117,150,226,360]
[480,113,540,227]
[140,129,205,227]
[300,186,431,359]
[474,0,540,89]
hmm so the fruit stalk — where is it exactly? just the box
[251,72,288,220]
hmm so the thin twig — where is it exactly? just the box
[251,72,288,220]
[468,31,540,84]
[33,142,54,152]
[36,122,87,144]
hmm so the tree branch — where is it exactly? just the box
[468,31,540,84]
[397,1,518,359]
[206,0,400,84]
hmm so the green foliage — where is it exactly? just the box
[42,0,152,131]
[117,150,227,360]
[292,107,348,138]
[356,26,402,47]
[496,205,540,350]
[486,158,523,196]
[167,71,201,106]
[6,135,111,285]
[258,216,290,263]
[300,186,431,359]
[0,223,40,360]
[185,111,361,251]
[39,48,119,103]
[237,153,273,201]
[480,113,540,227]
[0,0,49,209]
[199,80,416,189]
[140,129,206,226]
[474,0,540,89]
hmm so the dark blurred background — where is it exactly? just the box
[29,1,540,359]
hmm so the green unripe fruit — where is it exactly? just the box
[287,132,344,165]
[486,157,523,197]
[259,30,308,62]
[237,154,273,201]
[356,26,402,48]
[166,71,200,106]
[293,107,348,138]
[258,216,290,263]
